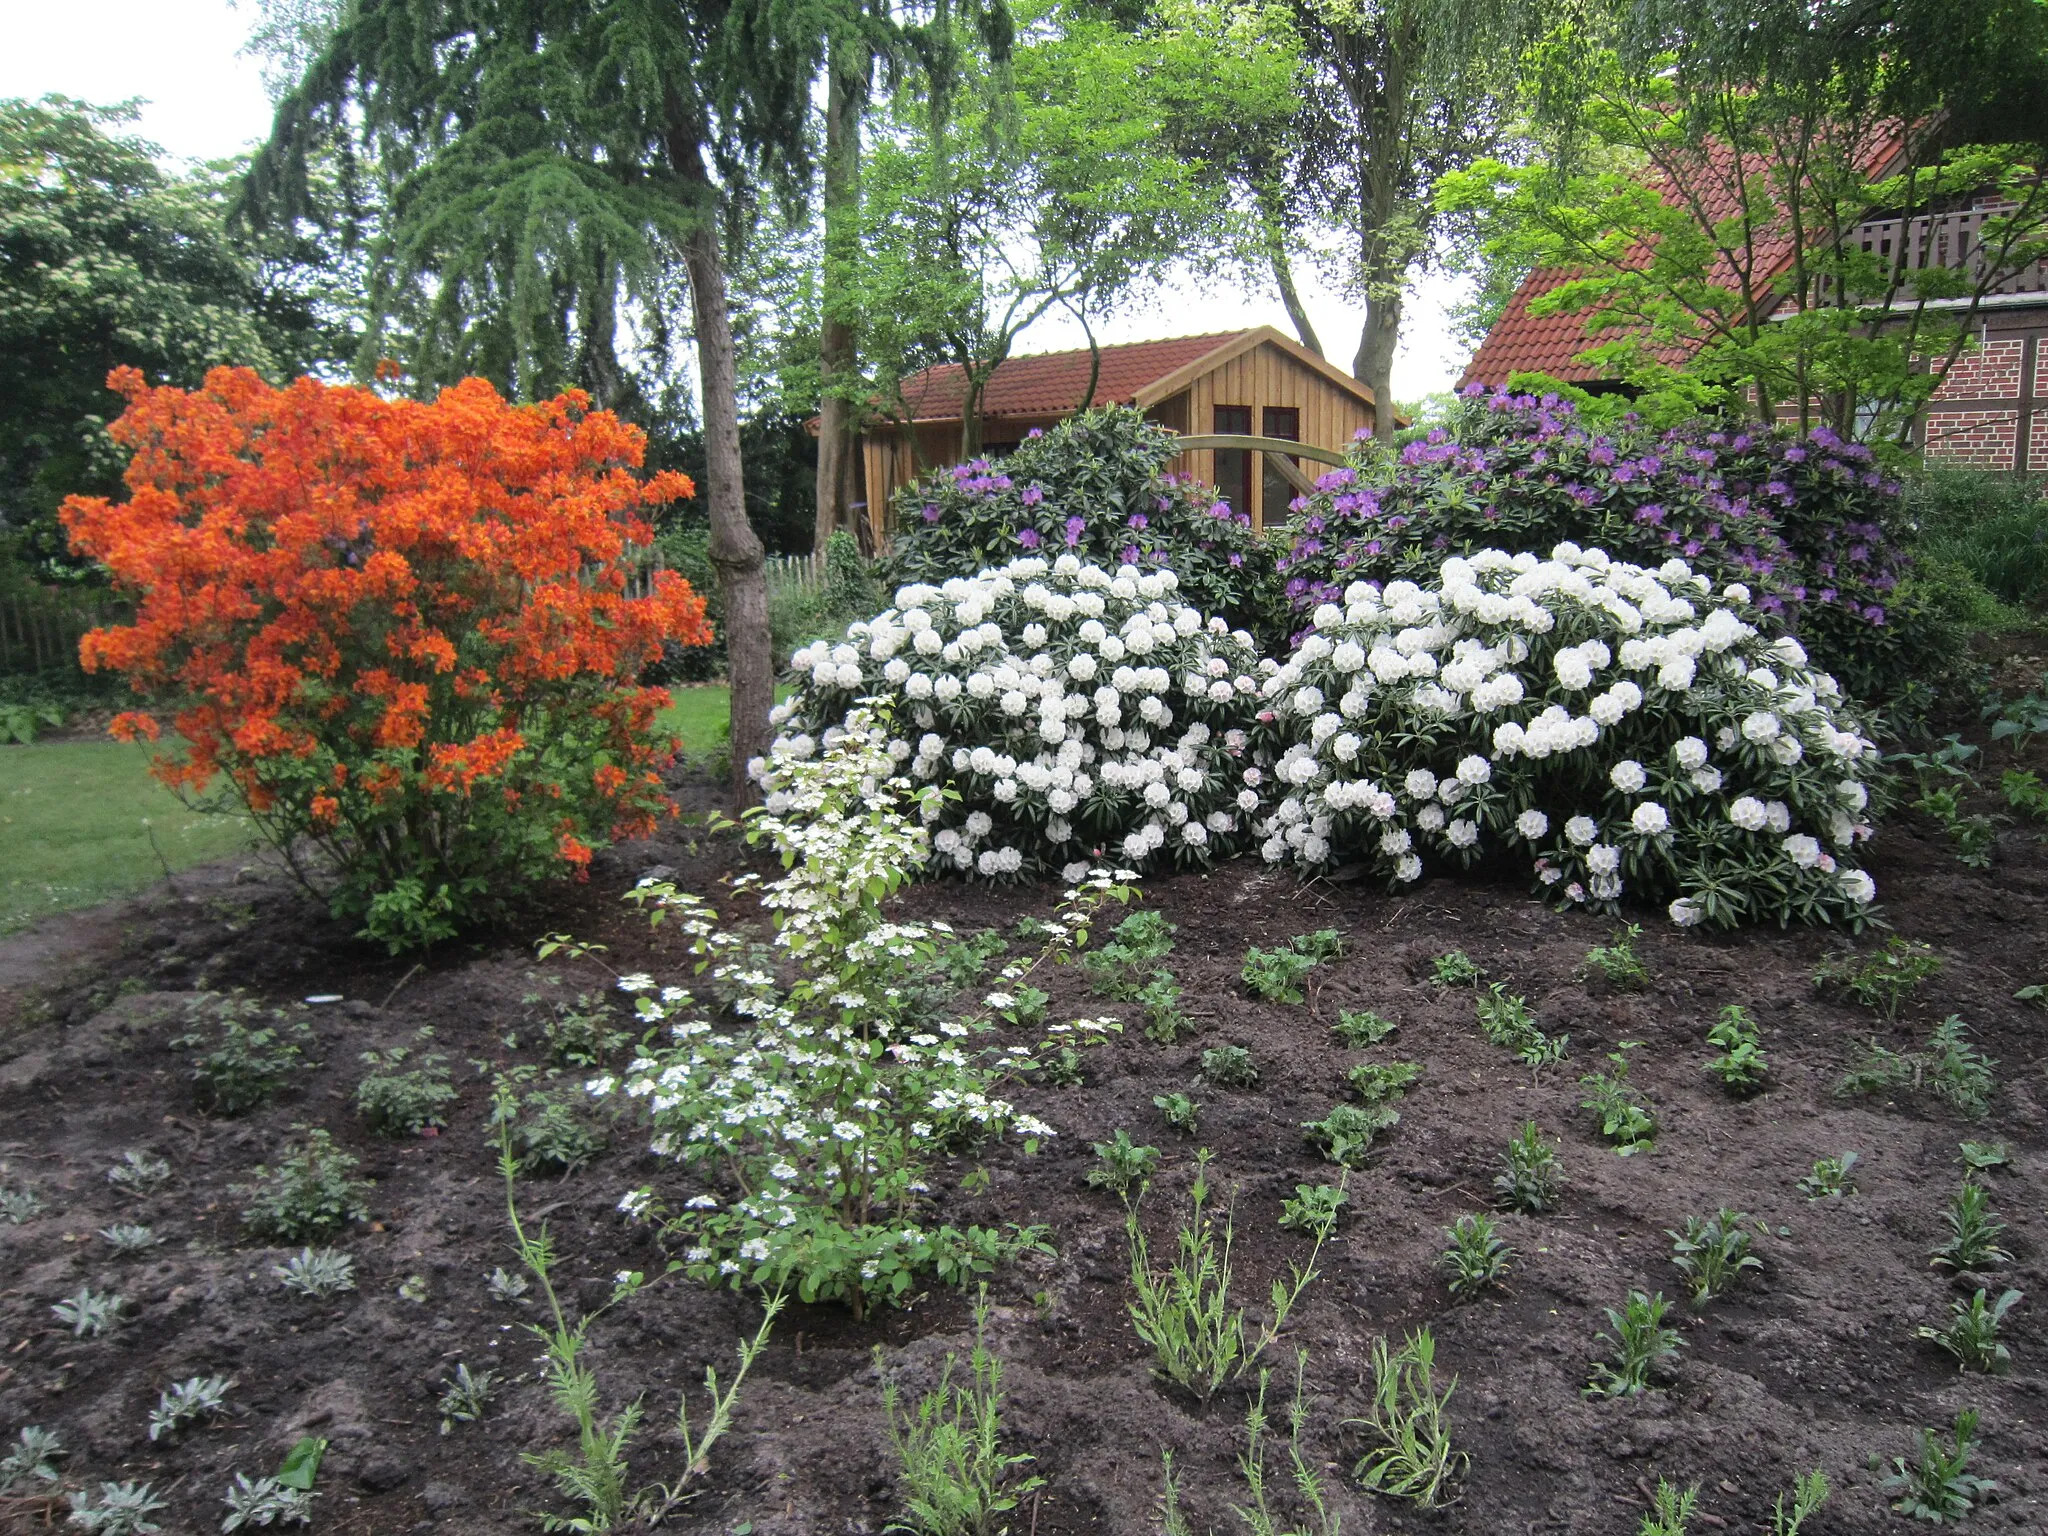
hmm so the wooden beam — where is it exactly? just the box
[1173,433,1349,468]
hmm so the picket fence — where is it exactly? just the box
[0,589,128,677]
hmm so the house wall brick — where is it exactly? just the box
[1923,409,2019,466]
[1931,338,2025,401]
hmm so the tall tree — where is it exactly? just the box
[240,0,825,787]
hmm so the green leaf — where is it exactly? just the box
[276,1434,327,1490]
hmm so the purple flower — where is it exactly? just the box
[1120,544,1141,564]
[921,504,940,524]
[1064,515,1085,548]
[1016,528,1041,548]
[1228,552,1243,567]
[1026,427,1043,438]
[1128,513,1149,531]
[1021,483,1044,506]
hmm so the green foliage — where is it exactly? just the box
[1884,1410,1997,1524]
[1637,1479,1699,1536]
[273,1247,356,1300]
[356,1032,457,1137]
[236,1129,370,1243]
[437,1363,500,1433]
[539,996,630,1069]
[1914,782,2002,869]
[1137,971,1195,1042]
[1668,1209,1762,1306]
[1578,1043,1657,1154]
[1084,911,1177,999]
[149,1375,231,1442]
[1838,1015,1996,1118]
[2002,768,2048,821]
[220,1471,319,1530]
[939,929,1010,991]
[1430,949,1482,986]
[1585,1290,1684,1398]
[175,994,316,1117]
[1347,1060,1423,1103]
[51,1286,126,1338]
[1242,932,1340,1003]
[98,1223,158,1258]
[1347,1329,1466,1508]
[0,1185,46,1224]
[1278,1184,1348,1242]
[1199,1045,1260,1088]
[1439,1214,1513,1300]
[1494,1122,1565,1214]
[879,1292,1043,1536]
[64,1480,169,1535]
[1797,1152,1858,1200]
[1814,938,1943,1022]
[1911,466,2048,610]
[106,1149,171,1196]
[1582,925,1648,990]
[1703,1004,1768,1094]
[0,1425,64,1495]
[1917,1288,2022,1374]
[1086,1131,1161,1196]
[1474,984,1567,1068]
[493,1088,606,1177]
[1302,1103,1399,1169]
[1770,1469,1831,1536]
[1930,1183,2012,1272]
[1154,1092,1201,1136]
[1231,1353,1344,1536]
[1332,1008,1397,1047]
[1958,1141,2012,1174]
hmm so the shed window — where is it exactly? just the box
[1261,407,1302,526]
[1212,405,1253,519]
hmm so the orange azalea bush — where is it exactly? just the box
[62,367,712,950]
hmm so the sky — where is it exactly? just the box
[3,0,1477,401]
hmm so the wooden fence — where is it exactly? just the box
[624,549,826,602]
[0,588,128,677]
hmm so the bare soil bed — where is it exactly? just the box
[3,758,2047,1536]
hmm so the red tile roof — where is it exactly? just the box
[893,333,1245,422]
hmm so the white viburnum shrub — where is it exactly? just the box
[596,704,1134,1318]
[1253,545,1882,928]
[762,555,1266,879]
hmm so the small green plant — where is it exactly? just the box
[1084,910,1177,998]
[1814,937,1943,1021]
[1086,1130,1161,1195]
[0,1184,44,1223]
[99,1222,159,1257]
[1474,984,1567,1067]
[65,1481,169,1535]
[1797,1152,1858,1199]
[0,1425,64,1494]
[2002,766,2048,819]
[1154,1092,1201,1136]
[1840,1015,1996,1118]
[1302,1102,1399,1169]
[175,996,316,1117]
[1241,945,1319,1003]
[438,1363,501,1432]
[540,995,630,1067]
[1931,1182,2013,1271]
[985,983,1049,1029]
[1347,1328,1466,1508]
[938,929,1010,990]
[1232,1352,1343,1536]
[488,1265,531,1304]
[1039,1045,1085,1087]
[397,1273,430,1303]
[1583,925,1649,990]
[1703,1004,1768,1093]
[1347,1059,1423,1103]
[1440,1214,1513,1300]
[1279,1183,1348,1241]
[273,1247,357,1299]
[1430,949,1482,986]
[1915,783,2002,868]
[220,1472,318,1530]
[1669,1209,1761,1306]
[1958,1140,2012,1173]
[356,1031,458,1136]
[1200,1044,1259,1088]
[148,1374,232,1441]
[1637,1478,1699,1536]
[1884,1410,1997,1524]
[1579,1043,1656,1154]
[493,1087,607,1176]
[1332,1008,1397,1046]
[1494,1122,1564,1213]
[106,1148,172,1195]
[1917,1288,2022,1374]
[1124,1151,1325,1401]
[1136,970,1195,1042]
[237,1129,371,1243]
[879,1289,1043,1536]
[52,1286,127,1338]
[1585,1290,1683,1397]
[1769,1468,1831,1535]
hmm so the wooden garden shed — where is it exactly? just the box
[859,326,1384,545]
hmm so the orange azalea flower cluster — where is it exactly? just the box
[63,367,713,947]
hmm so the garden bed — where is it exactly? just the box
[2,762,2045,1535]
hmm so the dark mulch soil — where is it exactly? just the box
[4,756,2048,1536]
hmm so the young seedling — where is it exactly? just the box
[1769,1468,1830,1536]
[356,1031,458,1136]
[1332,1008,1398,1047]
[1585,1290,1683,1397]
[1839,1015,1995,1118]
[1579,1043,1656,1155]
[1814,937,1942,1022]
[237,1129,370,1242]
[221,1473,317,1531]
[493,1087,607,1176]
[1583,925,1649,991]
[1668,1209,1761,1307]
[397,1273,430,1303]
[1637,1479,1699,1536]
[65,1481,169,1535]
[1302,1103,1399,1169]
[1233,1351,1342,1536]
[51,1286,126,1338]
[1931,1182,2013,1271]
[487,1266,531,1304]
[1439,1214,1513,1300]
[1494,1122,1565,1214]
[438,1363,501,1432]
[985,983,1049,1029]
[1917,1288,2023,1374]
[1348,1060,1424,1103]
[1084,911,1177,999]
[1475,985,1567,1068]
[1958,1140,2013,1173]
[175,996,315,1117]
[1703,1004,1768,1094]
[1085,1130,1161,1195]
[106,1149,172,1196]
[0,1426,64,1495]
[1154,1092,1201,1136]
[1279,1184,1348,1242]
[1346,1328,1466,1508]
[148,1375,232,1441]
[99,1223,160,1258]
[938,929,1009,990]
[273,1247,357,1299]
[1200,1044,1260,1088]
[1883,1410,1997,1523]
[1039,1046,1085,1087]
[0,1185,45,1224]
[1137,971,1195,1042]
[539,994,630,1067]
[1430,949,1482,986]
[1797,1152,1858,1199]
[1242,945,1319,1003]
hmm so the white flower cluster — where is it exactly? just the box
[1255,545,1882,928]
[770,555,1266,878]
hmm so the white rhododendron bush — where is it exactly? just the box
[1252,545,1882,928]
[766,556,1266,878]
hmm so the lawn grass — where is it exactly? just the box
[0,686,738,935]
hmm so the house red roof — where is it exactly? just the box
[893,333,1244,422]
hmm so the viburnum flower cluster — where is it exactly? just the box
[598,706,1129,1316]
[766,556,1266,880]
[60,367,710,950]
[1252,544,1882,928]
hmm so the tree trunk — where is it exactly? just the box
[1257,177,1322,357]
[814,39,866,556]
[681,212,772,793]
[1353,287,1402,443]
